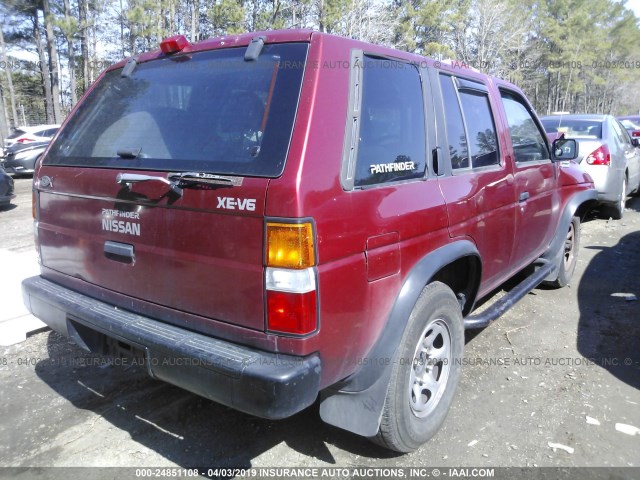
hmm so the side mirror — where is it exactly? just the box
[552,138,578,161]
[631,138,639,148]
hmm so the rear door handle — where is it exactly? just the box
[104,241,135,263]
[519,191,530,202]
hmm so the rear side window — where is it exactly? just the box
[611,120,631,146]
[440,75,469,169]
[439,75,498,170]
[39,128,58,137]
[354,57,426,187]
[458,91,499,168]
[44,43,308,177]
[501,92,550,163]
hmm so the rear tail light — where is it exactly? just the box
[632,130,640,138]
[265,221,317,335]
[32,190,37,220]
[266,268,317,335]
[17,138,30,143]
[266,222,315,269]
[32,189,41,264]
[585,145,611,165]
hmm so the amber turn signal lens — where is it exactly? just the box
[266,222,315,269]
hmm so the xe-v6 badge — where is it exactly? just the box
[217,196,257,211]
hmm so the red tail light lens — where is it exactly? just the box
[632,130,640,138]
[586,145,611,165]
[267,290,317,335]
[17,138,30,143]
[265,267,317,335]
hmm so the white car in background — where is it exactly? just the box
[541,114,640,219]
[2,124,60,156]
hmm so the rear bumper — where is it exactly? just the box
[22,276,321,419]
[1,159,36,175]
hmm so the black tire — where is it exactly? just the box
[544,216,580,288]
[372,281,464,453]
[607,175,627,220]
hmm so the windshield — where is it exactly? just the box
[541,118,602,139]
[44,43,308,177]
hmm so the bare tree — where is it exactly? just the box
[42,0,63,122]
[33,11,55,123]
[78,0,90,93]
[0,27,19,128]
[62,0,78,105]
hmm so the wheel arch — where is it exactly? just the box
[543,189,598,281]
[319,240,480,437]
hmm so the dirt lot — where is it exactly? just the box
[0,177,639,476]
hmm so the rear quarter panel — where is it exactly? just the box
[265,34,450,387]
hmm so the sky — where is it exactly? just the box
[626,0,640,17]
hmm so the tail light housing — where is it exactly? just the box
[632,130,640,138]
[265,221,317,335]
[32,188,41,264]
[585,145,611,166]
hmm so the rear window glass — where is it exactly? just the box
[7,129,27,140]
[44,43,308,177]
[541,118,602,139]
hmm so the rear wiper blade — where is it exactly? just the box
[167,172,244,187]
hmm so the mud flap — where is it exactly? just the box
[319,363,392,437]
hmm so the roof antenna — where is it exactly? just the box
[245,36,266,61]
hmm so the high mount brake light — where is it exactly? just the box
[160,35,190,54]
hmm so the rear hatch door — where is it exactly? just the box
[37,42,308,331]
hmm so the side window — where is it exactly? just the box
[612,120,630,146]
[440,75,469,169]
[501,92,550,163]
[354,57,426,187]
[458,91,499,168]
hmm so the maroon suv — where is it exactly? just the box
[23,30,596,452]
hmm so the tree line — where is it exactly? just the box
[1,0,639,138]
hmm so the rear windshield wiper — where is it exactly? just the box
[116,173,183,196]
[116,172,243,198]
[168,172,244,187]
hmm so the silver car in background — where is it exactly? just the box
[541,114,640,219]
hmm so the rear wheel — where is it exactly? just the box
[373,281,463,453]
[545,216,580,288]
[608,175,627,220]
